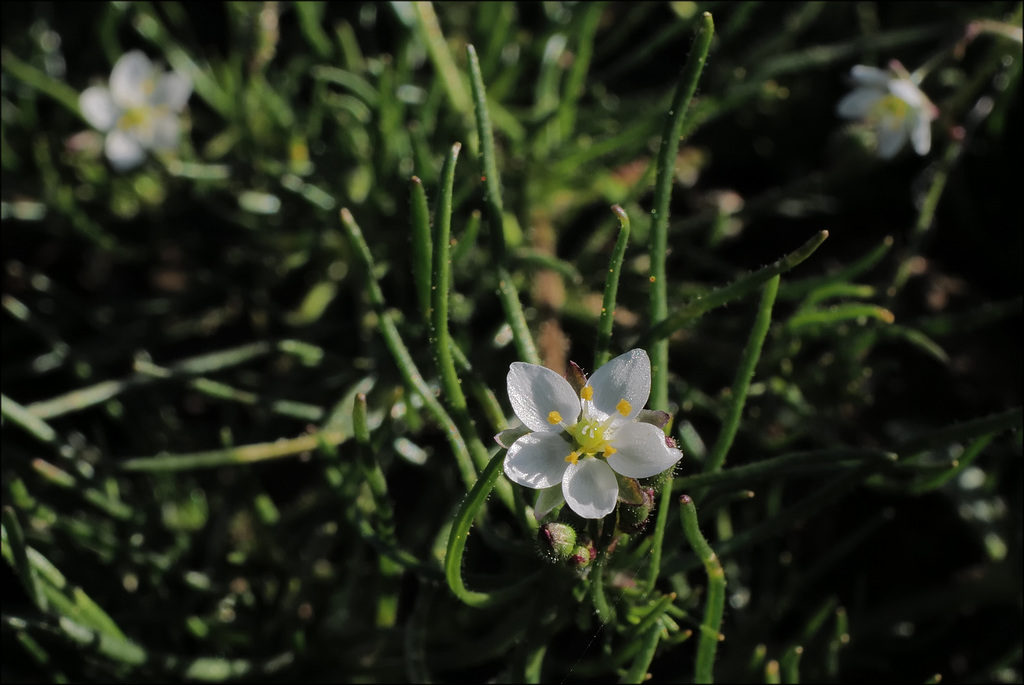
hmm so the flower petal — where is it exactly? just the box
[494,424,530,449]
[585,349,650,424]
[607,422,683,479]
[504,432,573,489]
[507,362,581,432]
[836,88,883,119]
[849,65,892,87]
[888,78,927,109]
[153,71,192,111]
[110,51,155,109]
[149,112,181,150]
[875,121,908,159]
[534,485,564,520]
[909,111,932,156]
[79,87,119,131]
[563,458,618,519]
[104,130,146,170]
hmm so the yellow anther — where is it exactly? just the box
[616,399,632,417]
[564,451,580,465]
[580,386,593,401]
[547,411,562,425]
[603,445,617,456]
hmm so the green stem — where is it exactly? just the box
[429,145,516,512]
[649,12,715,411]
[641,231,828,348]
[594,205,631,368]
[339,208,478,490]
[672,448,892,492]
[640,477,675,595]
[467,44,540,365]
[702,275,780,478]
[410,177,433,322]
[443,450,538,607]
[622,624,663,684]
[679,495,725,684]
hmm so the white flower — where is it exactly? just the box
[836,62,938,159]
[500,349,682,519]
[79,51,192,171]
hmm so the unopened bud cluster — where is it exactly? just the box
[537,522,596,570]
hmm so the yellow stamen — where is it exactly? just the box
[564,451,580,464]
[616,399,632,417]
[547,411,562,425]
[603,445,617,456]
[580,386,593,401]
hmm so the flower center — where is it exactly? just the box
[562,390,632,465]
[869,94,910,131]
[118,106,152,132]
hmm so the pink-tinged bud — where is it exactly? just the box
[537,522,577,563]
[569,541,597,569]
[618,487,656,534]
[665,436,677,450]
[566,360,588,395]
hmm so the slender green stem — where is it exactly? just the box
[467,44,540,365]
[679,495,725,684]
[429,144,516,511]
[443,450,538,607]
[594,205,631,368]
[496,267,540,365]
[703,275,780,477]
[431,144,465,413]
[410,177,433,321]
[649,12,715,411]
[467,44,505,262]
[2,506,46,612]
[412,2,471,117]
[1,49,84,117]
[779,236,893,300]
[785,303,894,332]
[641,231,828,348]
[640,477,675,595]
[908,433,994,495]
[672,448,892,492]
[339,208,478,490]
[2,394,57,445]
[622,624,663,684]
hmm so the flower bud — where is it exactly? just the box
[568,540,597,570]
[617,486,656,534]
[537,522,577,564]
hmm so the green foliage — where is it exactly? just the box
[2,2,1021,682]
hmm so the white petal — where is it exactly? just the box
[507,362,581,432]
[110,51,155,109]
[849,65,892,87]
[606,422,683,479]
[875,123,908,159]
[534,486,564,520]
[563,458,618,519]
[836,88,883,119]
[153,71,192,111]
[585,349,650,424]
[148,112,181,150]
[909,112,932,156]
[104,130,146,170]
[79,87,119,131]
[888,78,926,109]
[504,432,573,489]
[494,424,530,449]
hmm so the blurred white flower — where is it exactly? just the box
[79,51,191,170]
[836,62,938,159]
[499,349,682,520]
